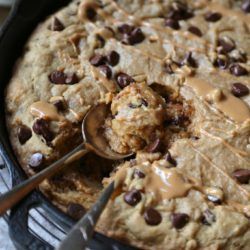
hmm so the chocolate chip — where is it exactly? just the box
[204,12,222,22]
[67,203,86,220]
[229,64,248,76]
[49,17,65,31]
[165,151,177,166]
[89,54,106,67]
[218,37,235,53]
[242,0,250,13]
[118,24,135,34]
[49,71,79,85]
[122,28,145,45]
[231,83,249,97]
[171,213,189,229]
[188,26,202,37]
[49,71,67,84]
[53,100,66,112]
[165,18,180,30]
[164,63,174,74]
[95,34,105,48]
[201,209,216,226]
[98,65,112,79]
[86,7,97,21]
[107,51,120,66]
[65,73,79,85]
[167,2,193,20]
[133,169,146,178]
[232,169,250,184]
[116,73,135,89]
[144,208,162,226]
[146,138,163,153]
[124,189,142,206]
[33,119,54,142]
[141,99,148,107]
[29,153,44,169]
[207,195,221,204]
[182,52,197,68]
[18,125,32,145]
[214,58,228,70]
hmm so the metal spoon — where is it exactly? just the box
[0,103,131,215]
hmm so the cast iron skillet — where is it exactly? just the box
[0,0,135,249]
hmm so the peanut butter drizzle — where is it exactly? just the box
[144,165,192,200]
[185,77,250,123]
[114,163,192,200]
[30,101,63,121]
[189,142,250,199]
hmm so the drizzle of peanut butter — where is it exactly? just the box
[145,165,192,200]
[30,101,63,121]
[114,163,192,200]
[185,77,250,123]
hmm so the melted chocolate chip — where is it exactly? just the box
[141,99,148,107]
[18,125,32,145]
[49,17,65,31]
[214,58,228,70]
[122,28,145,45]
[67,203,86,220]
[124,189,142,206]
[232,169,250,184]
[116,73,135,89]
[133,169,146,178]
[242,0,250,13]
[218,37,235,53]
[171,213,189,229]
[182,52,197,68]
[167,2,193,20]
[165,18,180,30]
[89,54,106,67]
[201,209,216,226]
[118,24,135,34]
[53,100,66,112]
[49,71,79,85]
[98,65,112,79]
[65,73,79,85]
[96,34,105,48]
[29,153,44,169]
[204,12,222,22]
[107,51,120,66]
[164,63,174,74]
[146,138,162,153]
[33,119,54,142]
[188,26,202,37]
[86,7,97,21]
[229,64,248,76]
[49,71,67,84]
[231,83,249,97]
[165,151,177,166]
[144,208,162,226]
[207,195,221,204]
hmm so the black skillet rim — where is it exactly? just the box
[0,0,135,249]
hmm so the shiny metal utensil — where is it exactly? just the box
[0,103,132,216]
[58,182,115,250]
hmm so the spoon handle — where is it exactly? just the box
[0,143,88,216]
[58,182,115,250]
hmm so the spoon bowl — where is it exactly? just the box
[83,103,133,160]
